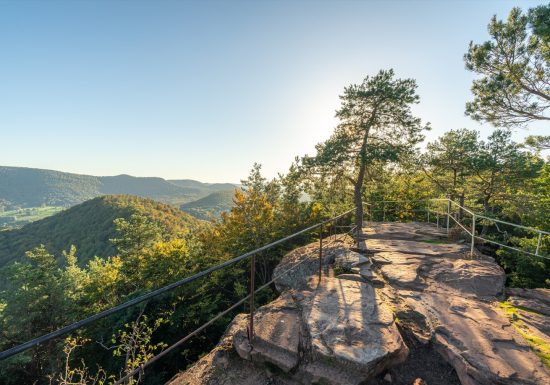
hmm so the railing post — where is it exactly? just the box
[319,225,323,283]
[248,253,256,342]
[471,214,476,257]
[446,200,450,234]
[383,201,386,222]
[436,212,439,228]
[536,232,542,256]
[427,201,430,223]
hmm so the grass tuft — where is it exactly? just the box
[499,301,550,370]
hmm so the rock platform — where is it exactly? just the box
[167,222,550,385]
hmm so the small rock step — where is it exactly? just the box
[351,264,374,280]
[233,294,301,373]
[370,255,393,265]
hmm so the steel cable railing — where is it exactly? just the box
[1,197,546,383]
[0,207,356,383]
[113,229,357,385]
[364,198,549,260]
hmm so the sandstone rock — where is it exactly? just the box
[273,238,354,292]
[233,293,301,373]
[507,288,550,316]
[366,223,548,385]
[427,293,549,385]
[167,314,298,385]
[431,258,506,298]
[333,248,370,270]
[362,222,448,242]
[297,276,408,385]
[169,223,549,385]
[273,244,321,291]
[376,253,426,291]
[335,273,365,283]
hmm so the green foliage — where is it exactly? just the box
[0,246,85,382]
[112,313,169,384]
[465,5,550,127]
[205,164,322,285]
[0,195,203,269]
[524,135,550,151]
[180,190,236,220]
[305,69,429,234]
[422,128,478,201]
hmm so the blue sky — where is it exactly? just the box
[0,0,547,183]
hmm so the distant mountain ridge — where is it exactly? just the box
[0,166,237,209]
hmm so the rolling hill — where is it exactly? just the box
[0,195,203,268]
[0,166,238,209]
[180,189,236,220]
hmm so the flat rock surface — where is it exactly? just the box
[273,235,353,292]
[333,248,370,270]
[298,274,407,385]
[507,288,550,316]
[368,223,549,385]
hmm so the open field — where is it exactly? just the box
[0,206,64,229]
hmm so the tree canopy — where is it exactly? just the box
[465,5,550,127]
[306,69,428,237]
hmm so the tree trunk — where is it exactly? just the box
[458,192,465,221]
[354,160,367,243]
[481,198,491,236]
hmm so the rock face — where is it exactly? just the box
[366,223,549,385]
[167,314,295,385]
[168,223,550,385]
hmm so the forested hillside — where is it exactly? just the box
[0,166,101,208]
[0,166,237,209]
[0,195,202,268]
[180,189,236,220]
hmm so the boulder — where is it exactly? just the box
[296,277,408,385]
[333,248,370,270]
[168,223,549,385]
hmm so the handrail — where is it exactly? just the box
[365,198,548,235]
[364,198,548,259]
[0,207,355,361]
[1,196,547,383]
[473,213,550,235]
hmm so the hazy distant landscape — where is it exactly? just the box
[0,165,238,229]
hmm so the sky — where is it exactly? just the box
[0,0,548,183]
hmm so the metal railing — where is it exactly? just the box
[1,197,546,384]
[0,207,356,384]
[363,198,549,260]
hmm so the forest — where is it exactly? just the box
[0,166,237,209]
[0,4,548,385]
